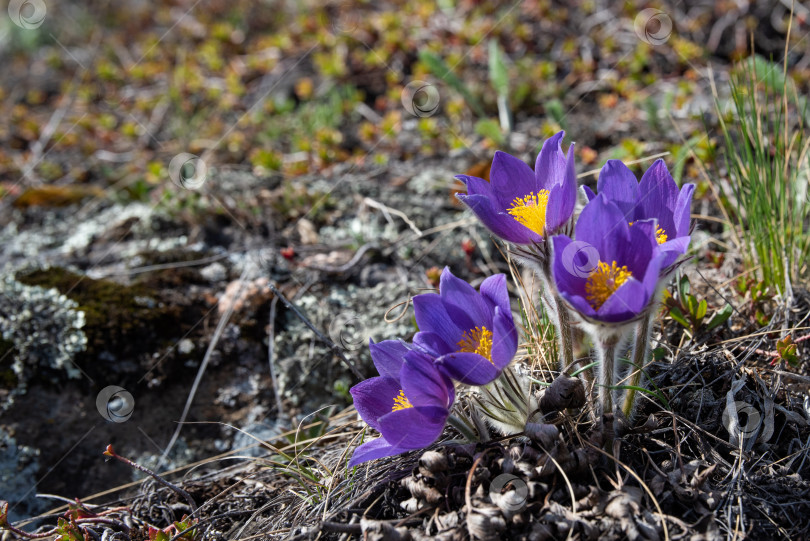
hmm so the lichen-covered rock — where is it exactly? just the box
[0,427,43,523]
[0,274,87,403]
[275,280,417,411]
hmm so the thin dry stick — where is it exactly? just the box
[267,296,286,425]
[159,264,251,470]
[267,281,364,380]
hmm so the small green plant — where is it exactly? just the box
[774,335,800,367]
[735,276,772,327]
[663,274,732,338]
[149,516,200,541]
[714,53,810,292]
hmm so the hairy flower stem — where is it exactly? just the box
[595,333,621,419]
[552,292,576,376]
[622,313,653,418]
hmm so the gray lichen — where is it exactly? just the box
[0,427,43,523]
[275,280,417,412]
[0,274,87,398]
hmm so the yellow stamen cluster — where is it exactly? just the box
[585,261,633,310]
[628,221,668,245]
[456,326,494,364]
[392,389,413,411]
[655,226,667,244]
[507,190,550,235]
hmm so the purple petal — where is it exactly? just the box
[595,278,648,322]
[490,150,538,211]
[551,235,594,299]
[490,306,517,370]
[575,194,631,262]
[413,293,463,347]
[534,131,566,190]
[377,406,447,449]
[636,160,678,235]
[614,219,656,277]
[641,250,665,297]
[436,352,500,386]
[414,331,454,357]
[658,235,691,269]
[457,192,539,244]
[401,349,453,409]
[597,160,639,218]
[582,185,597,201]
[673,183,695,237]
[454,174,480,186]
[350,376,403,433]
[545,142,577,232]
[348,437,411,466]
[439,267,492,331]
[369,339,409,380]
[479,274,510,316]
[559,289,599,320]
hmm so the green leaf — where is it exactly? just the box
[668,306,692,332]
[474,118,504,144]
[686,294,698,319]
[418,51,485,117]
[614,385,669,409]
[488,39,509,98]
[570,360,599,378]
[705,304,732,331]
[677,274,690,300]
[696,299,708,322]
[544,98,566,130]
[776,335,800,367]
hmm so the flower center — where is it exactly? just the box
[508,190,550,235]
[585,261,632,310]
[655,226,667,244]
[392,389,413,411]
[456,326,494,363]
[629,221,668,244]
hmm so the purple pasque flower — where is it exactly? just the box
[349,344,454,466]
[583,159,695,269]
[412,267,517,386]
[551,193,665,324]
[456,131,577,244]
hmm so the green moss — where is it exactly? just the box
[15,267,187,381]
